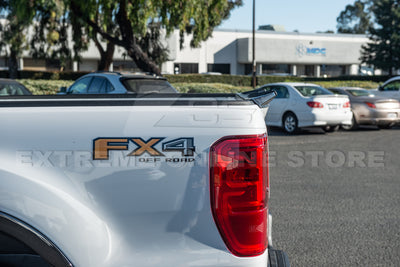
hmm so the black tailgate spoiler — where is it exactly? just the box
[237,88,277,108]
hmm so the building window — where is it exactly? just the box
[0,57,7,69]
[79,60,99,72]
[113,60,140,72]
[174,63,198,74]
[305,65,315,76]
[320,65,347,77]
[244,64,253,75]
[261,64,290,75]
[46,59,62,71]
[207,64,230,74]
[24,58,46,71]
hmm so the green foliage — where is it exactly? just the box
[310,80,379,89]
[257,75,302,85]
[28,0,70,68]
[69,1,117,70]
[361,0,400,75]
[303,75,391,83]
[165,74,301,87]
[19,79,252,95]
[69,0,243,74]
[0,0,37,78]
[172,83,251,93]
[166,74,250,86]
[337,0,372,34]
[18,79,74,95]
[18,77,379,96]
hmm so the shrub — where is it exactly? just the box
[165,74,301,87]
[309,80,379,89]
[18,79,74,95]
[172,83,252,93]
[304,75,390,83]
[16,78,381,96]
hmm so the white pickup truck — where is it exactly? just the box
[0,90,289,267]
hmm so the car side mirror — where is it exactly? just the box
[378,85,383,91]
[58,86,67,93]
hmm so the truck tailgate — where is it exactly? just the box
[0,101,269,267]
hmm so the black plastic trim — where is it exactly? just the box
[0,93,237,99]
[268,248,290,267]
[0,212,73,267]
[0,94,253,107]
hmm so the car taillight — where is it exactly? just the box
[210,134,268,257]
[307,101,324,108]
[365,102,376,109]
[343,101,351,108]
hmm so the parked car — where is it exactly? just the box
[329,87,400,129]
[58,72,178,94]
[0,79,32,96]
[262,83,352,133]
[373,76,400,99]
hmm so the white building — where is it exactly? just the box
[163,29,370,77]
[0,28,371,77]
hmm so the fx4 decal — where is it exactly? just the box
[93,137,195,160]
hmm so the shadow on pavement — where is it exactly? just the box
[267,126,326,136]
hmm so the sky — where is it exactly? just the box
[218,0,356,33]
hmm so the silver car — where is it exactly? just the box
[374,76,400,99]
[329,87,400,129]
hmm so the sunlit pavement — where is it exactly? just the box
[268,126,400,266]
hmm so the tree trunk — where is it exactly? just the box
[97,42,115,71]
[126,43,161,76]
[71,0,162,76]
[115,0,161,76]
[8,50,19,79]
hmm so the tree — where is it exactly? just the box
[28,0,72,71]
[0,0,35,78]
[361,0,400,75]
[337,0,372,34]
[16,0,116,72]
[69,0,242,75]
[69,2,117,71]
[1,0,72,74]
[316,30,335,34]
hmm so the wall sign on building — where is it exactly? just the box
[296,43,327,57]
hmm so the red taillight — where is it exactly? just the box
[307,101,324,108]
[210,134,268,257]
[365,102,376,109]
[343,101,351,108]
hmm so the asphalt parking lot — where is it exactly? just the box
[268,126,400,266]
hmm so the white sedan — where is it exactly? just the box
[262,83,353,133]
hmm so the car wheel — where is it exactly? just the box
[322,125,339,132]
[282,112,298,134]
[342,115,358,130]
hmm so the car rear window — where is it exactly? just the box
[122,79,178,94]
[294,86,332,97]
[0,83,32,96]
[347,89,372,97]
